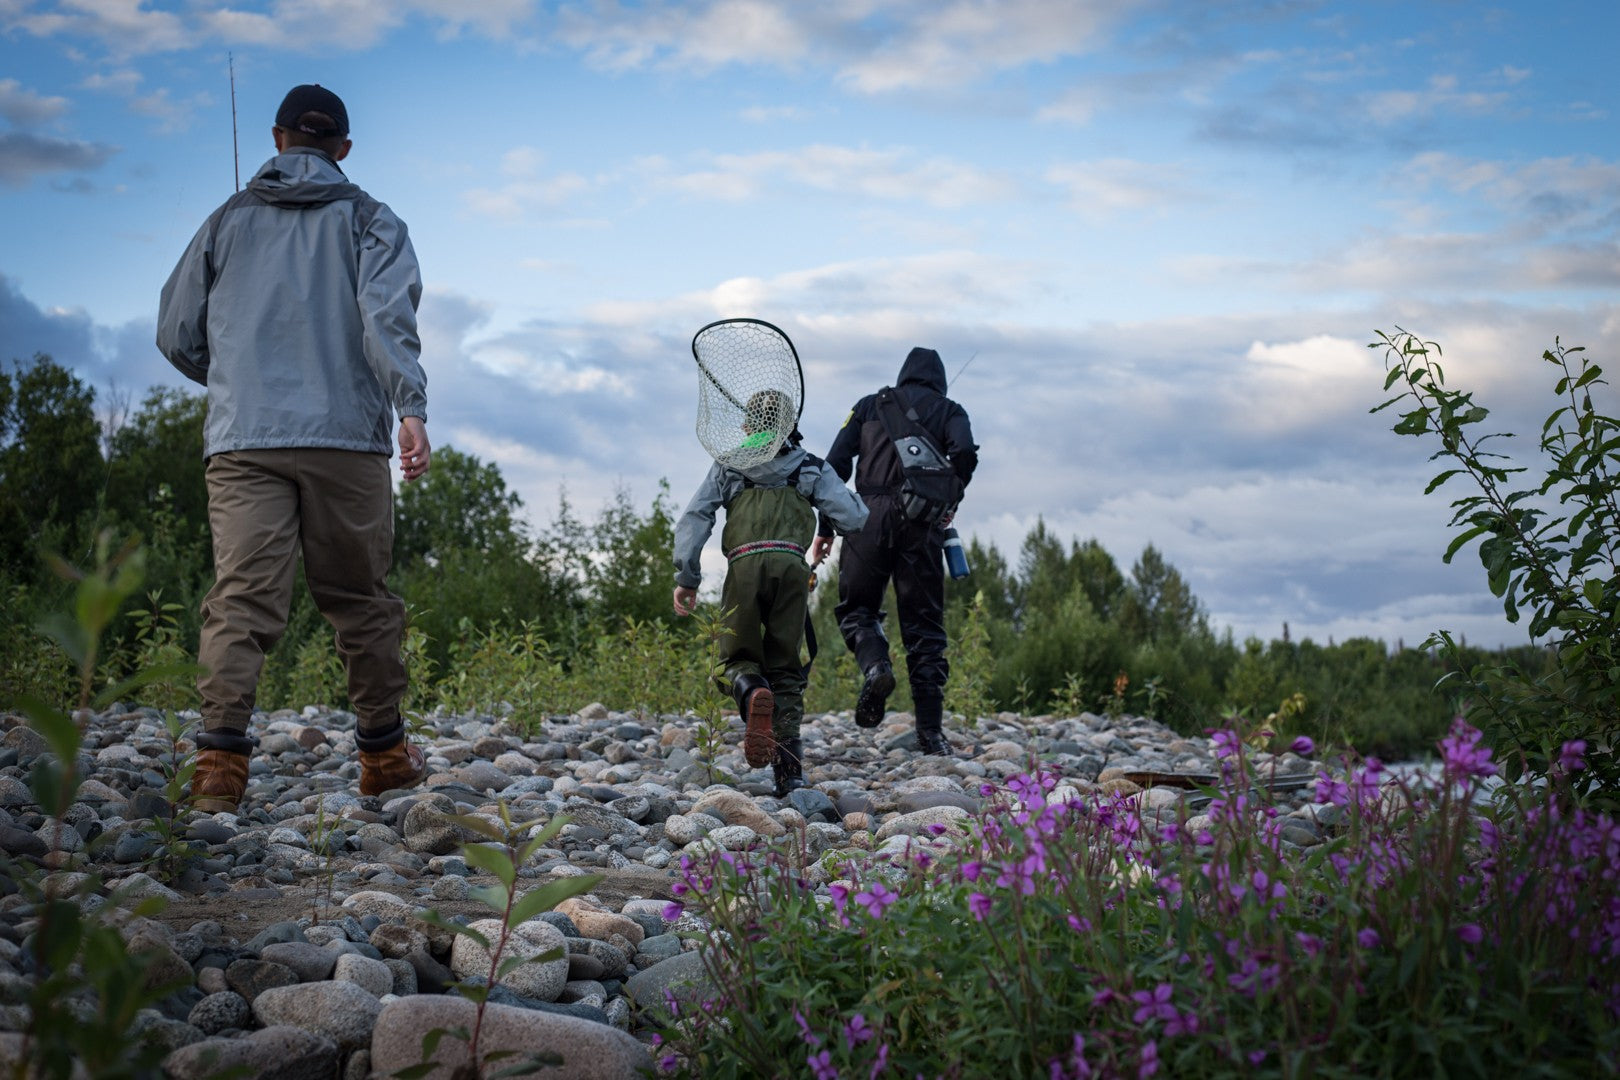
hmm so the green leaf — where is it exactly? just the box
[1442,524,1489,564]
[509,873,604,926]
[527,813,571,847]
[16,693,81,762]
[469,883,512,911]
[449,813,507,843]
[463,843,518,889]
[1424,469,1463,494]
[414,910,490,949]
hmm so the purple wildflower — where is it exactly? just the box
[793,1008,822,1047]
[843,1013,873,1050]
[1209,729,1241,760]
[1131,983,1177,1024]
[1558,739,1588,774]
[662,901,684,921]
[1138,1039,1160,1079]
[808,1049,838,1080]
[1456,923,1484,945]
[1357,928,1380,949]
[1290,735,1315,755]
[961,860,983,882]
[869,1043,889,1079]
[1439,719,1497,782]
[1314,772,1350,807]
[968,891,992,921]
[855,881,898,919]
[829,882,851,925]
[658,1053,679,1075]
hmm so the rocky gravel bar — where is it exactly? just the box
[0,702,1322,1078]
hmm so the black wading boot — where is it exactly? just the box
[854,660,895,729]
[732,672,776,769]
[915,699,950,757]
[772,737,806,799]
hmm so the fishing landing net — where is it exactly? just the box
[690,318,805,470]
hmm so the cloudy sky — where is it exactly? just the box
[2,0,1615,650]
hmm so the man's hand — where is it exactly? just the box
[399,417,431,482]
[811,536,836,563]
[673,585,698,617]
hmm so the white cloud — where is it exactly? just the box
[130,86,212,133]
[1045,158,1194,218]
[1362,74,1509,124]
[462,147,589,220]
[654,143,1013,207]
[0,78,70,125]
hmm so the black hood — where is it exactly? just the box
[897,347,946,393]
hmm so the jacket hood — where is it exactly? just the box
[247,148,360,208]
[897,347,947,393]
[736,445,808,487]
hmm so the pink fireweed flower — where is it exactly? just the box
[1314,772,1350,807]
[1091,986,1119,1009]
[793,1008,821,1047]
[1290,735,1315,755]
[855,881,898,919]
[1165,1007,1200,1038]
[1068,914,1092,934]
[828,882,851,927]
[926,822,949,836]
[662,901,683,921]
[1209,729,1241,760]
[1131,983,1177,1024]
[1357,928,1380,949]
[969,891,992,921]
[843,1013,873,1049]
[1350,758,1385,808]
[1440,719,1497,782]
[961,860,983,882]
[1558,740,1588,774]
[808,1049,838,1080]
[868,1043,889,1079]
[1456,923,1484,945]
[1138,1039,1160,1079]
[1294,932,1323,958]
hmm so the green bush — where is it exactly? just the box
[1374,329,1619,804]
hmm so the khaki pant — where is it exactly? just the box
[198,449,405,735]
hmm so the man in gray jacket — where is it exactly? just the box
[157,83,430,812]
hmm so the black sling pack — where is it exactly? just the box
[874,386,963,525]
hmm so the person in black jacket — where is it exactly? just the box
[810,347,978,755]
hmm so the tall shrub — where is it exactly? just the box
[1372,329,1618,804]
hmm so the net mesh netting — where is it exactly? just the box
[691,319,804,470]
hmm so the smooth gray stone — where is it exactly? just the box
[624,952,713,1024]
[163,1025,339,1080]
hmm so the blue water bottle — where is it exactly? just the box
[942,527,971,579]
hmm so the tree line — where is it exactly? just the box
[1,353,1549,758]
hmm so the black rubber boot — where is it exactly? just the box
[854,660,895,729]
[915,699,950,757]
[772,737,806,799]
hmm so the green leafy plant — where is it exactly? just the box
[688,604,738,786]
[5,532,198,1079]
[401,806,603,1079]
[1372,329,1619,805]
[949,589,996,728]
[142,708,200,884]
[657,716,1619,1078]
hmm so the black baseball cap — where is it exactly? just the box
[275,84,349,137]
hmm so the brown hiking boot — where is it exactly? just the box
[192,748,250,813]
[732,673,776,769]
[359,740,428,797]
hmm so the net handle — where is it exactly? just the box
[690,317,806,424]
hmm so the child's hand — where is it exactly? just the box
[811,536,835,563]
[673,585,698,616]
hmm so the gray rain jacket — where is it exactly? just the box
[673,446,869,589]
[156,148,427,458]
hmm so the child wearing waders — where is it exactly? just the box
[673,390,869,797]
